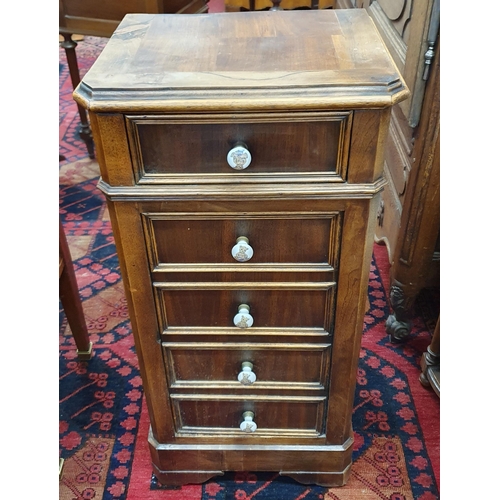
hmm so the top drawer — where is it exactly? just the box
[126,112,352,184]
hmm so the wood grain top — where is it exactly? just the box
[75,10,409,112]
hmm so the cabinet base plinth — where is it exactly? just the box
[149,430,353,487]
[152,465,224,486]
[280,466,351,487]
[152,464,352,488]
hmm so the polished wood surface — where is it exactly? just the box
[75,11,408,112]
[130,117,347,177]
[164,344,329,386]
[147,214,338,264]
[159,288,331,327]
[74,10,407,487]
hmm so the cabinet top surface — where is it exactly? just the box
[75,10,408,112]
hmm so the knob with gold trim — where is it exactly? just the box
[227,143,252,170]
[240,411,257,433]
[231,237,254,262]
[233,304,254,328]
[238,361,257,385]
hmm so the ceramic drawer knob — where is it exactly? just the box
[231,236,254,262]
[240,411,257,433]
[233,304,254,328]
[238,361,257,385]
[227,143,252,170]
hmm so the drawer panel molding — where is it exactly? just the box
[170,394,327,437]
[162,342,331,390]
[143,211,342,270]
[153,282,336,331]
[125,112,352,184]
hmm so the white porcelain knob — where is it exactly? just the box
[231,237,253,262]
[240,411,257,433]
[238,361,257,385]
[227,144,252,170]
[233,304,254,328]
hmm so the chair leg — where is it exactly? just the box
[60,33,95,159]
[59,220,92,360]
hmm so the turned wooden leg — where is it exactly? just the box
[60,33,95,159]
[385,281,413,343]
[59,220,93,360]
[419,316,440,396]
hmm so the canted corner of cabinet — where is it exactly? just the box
[74,10,408,114]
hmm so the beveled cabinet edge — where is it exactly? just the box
[97,177,387,201]
[74,80,410,114]
[149,433,354,452]
[124,111,353,185]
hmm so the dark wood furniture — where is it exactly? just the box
[59,219,92,360]
[74,10,408,487]
[385,37,440,342]
[419,315,440,397]
[59,0,208,158]
[336,1,440,342]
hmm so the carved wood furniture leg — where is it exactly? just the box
[386,281,413,343]
[419,316,440,396]
[60,33,95,159]
[385,40,440,344]
[59,219,93,360]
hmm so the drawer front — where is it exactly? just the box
[144,212,341,269]
[163,343,330,389]
[171,396,326,437]
[126,113,352,182]
[155,285,335,331]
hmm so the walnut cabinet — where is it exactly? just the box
[74,10,408,487]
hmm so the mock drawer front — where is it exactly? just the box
[144,212,341,270]
[126,113,352,183]
[154,284,335,331]
[171,395,326,437]
[163,343,330,389]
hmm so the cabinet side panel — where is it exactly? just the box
[326,196,380,443]
[106,200,175,442]
[348,109,391,184]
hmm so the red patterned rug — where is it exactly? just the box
[59,34,439,500]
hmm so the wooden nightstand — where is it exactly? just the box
[74,10,408,487]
